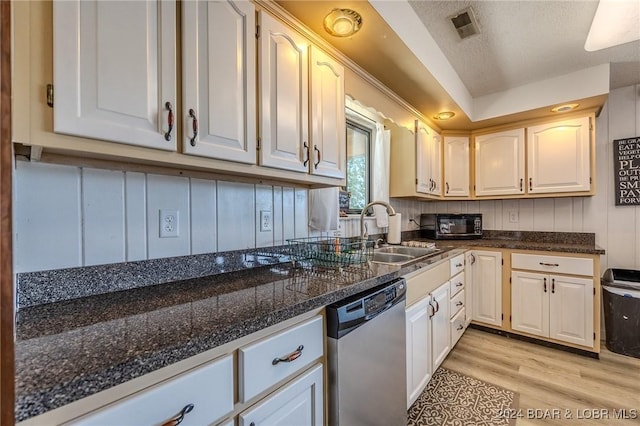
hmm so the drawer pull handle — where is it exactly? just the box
[457,324,464,331]
[470,253,476,264]
[539,262,559,267]
[552,278,555,294]
[456,301,463,307]
[433,299,440,313]
[543,277,547,293]
[272,345,304,365]
[428,301,435,318]
[164,101,174,141]
[519,178,523,191]
[455,263,463,268]
[314,145,321,169]
[161,403,194,426]
[303,142,310,167]
[456,282,463,287]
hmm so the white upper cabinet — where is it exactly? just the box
[182,0,256,164]
[309,47,346,178]
[53,1,177,151]
[527,116,591,194]
[443,136,470,197]
[475,128,525,196]
[415,121,441,195]
[259,12,310,173]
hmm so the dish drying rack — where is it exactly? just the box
[286,236,373,268]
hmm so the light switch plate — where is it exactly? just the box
[260,210,272,232]
[159,209,179,238]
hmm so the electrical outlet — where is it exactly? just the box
[260,210,272,232]
[159,209,179,238]
[509,210,519,223]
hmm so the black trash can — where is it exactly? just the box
[602,268,640,358]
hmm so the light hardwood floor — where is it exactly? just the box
[443,328,640,425]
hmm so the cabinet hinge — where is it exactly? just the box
[509,315,512,323]
[593,287,595,295]
[501,313,504,320]
[257,137,261,151]
[501,258,504,266]
[473,184,476,191]
[593,332,596,340]
[46,84,54,108]
[509,277,512,284]
[256,24,260,39]
[415,178,418,185]
[589,176,592,184]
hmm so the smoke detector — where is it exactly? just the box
[449,7,480,40]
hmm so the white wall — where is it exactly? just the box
[13,162,309,273]
[391,84,640,273]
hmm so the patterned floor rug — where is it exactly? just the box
[408,367,520,426]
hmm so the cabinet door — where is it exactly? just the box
[474,129,525,196]
[431,282,451,371]
[309,47,345,178]
[511,271,549,338]
[443,136,470,197]
[415,121,433,194]
[239,364,323,426]
[471,250,503,327]
[549,275,594,347]
[405,297,433,408]
[53,1,177,150]
[527,116,591,193]
[431,132,442,195]
[465,252,474,327]
[182,0,256,163]
[259,12,309,173]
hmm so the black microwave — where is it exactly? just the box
[419,213,482,240]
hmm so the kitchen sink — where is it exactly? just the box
[371,246,441,265]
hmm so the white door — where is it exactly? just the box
[53,1,177,150]
[443,136,470,197]
[549,275,594,347]
[259,12,309,173]
[474,128,525,196]
[511,271,548,338]
[431,282,451,371]
[309,47,345,178]
[465,251,475,327]
[405,297,433,408]
[239,364,323,426]
[415,121,433,194]
[182,0,256,163]
[527,116,591,194]
[472,250,503,327]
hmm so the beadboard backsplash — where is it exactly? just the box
[14,161,311,273]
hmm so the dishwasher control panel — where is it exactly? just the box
[364,287,396,315]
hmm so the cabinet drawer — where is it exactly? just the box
[450,254,465,277]
[450,308,466,346]
[69,355,233,426]
[450,289,465,318]
[449,271,465,296]
[239,316,323,402]
[512,253,593,276]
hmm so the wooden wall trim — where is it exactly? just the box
[1,0,14,424]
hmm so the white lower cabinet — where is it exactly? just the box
[512,271,594,347]
[471,250,503,327]
[405,296,433,408]
[239,364,323,426]
[69,355,234,426]
[464,251,475,327]
[431,282,451,370]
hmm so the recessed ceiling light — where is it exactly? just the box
[585,0,640,51]
[551,103,579,113]
[433,111,456,120]
[323,9,362,37]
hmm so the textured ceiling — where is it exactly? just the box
[409,0,640,97]
[276,0,640,129]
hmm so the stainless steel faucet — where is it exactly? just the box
[359,201,396,240]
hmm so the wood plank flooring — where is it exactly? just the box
[443,328,640,425]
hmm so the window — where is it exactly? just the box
[346,121,371,212]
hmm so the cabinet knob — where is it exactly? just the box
[161,403,194,426]
[188,108,198,146]
[272,345,304,365]
[164,101,174,142]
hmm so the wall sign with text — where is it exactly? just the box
[614,137,640,206]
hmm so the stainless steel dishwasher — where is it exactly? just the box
[326,278,407,426]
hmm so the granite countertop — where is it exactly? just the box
[14,248,465,423]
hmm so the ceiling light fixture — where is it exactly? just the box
[585,0,640,51]
[433,111,456,120]
[323,9,362,37]
[551,103,579,113]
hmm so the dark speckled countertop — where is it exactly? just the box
[14,248,465,423]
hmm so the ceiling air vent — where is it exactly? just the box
[449,7,480,40]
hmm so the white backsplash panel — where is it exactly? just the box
[14,162,308,273]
